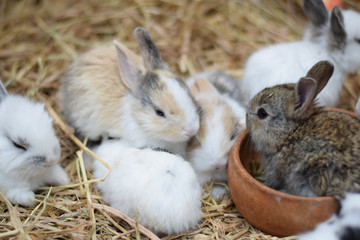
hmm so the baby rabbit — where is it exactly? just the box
[186,77,245,199]
[91,139,203,235]
[60,27,201,156]
[246,61,360,199]
[298,193,360,240]
[187,70,247,126]
[0,80,69,206]
[242,0,360,107]
[188,70,247,107]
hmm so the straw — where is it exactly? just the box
[1,0,359,239]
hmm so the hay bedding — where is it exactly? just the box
[0,0,359,239]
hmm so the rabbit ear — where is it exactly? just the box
[133,27,168,70]
[329,7,347,49]
[190,78,220,98]
[295,61,334,114]
[0,79,8,102]
[305,60,334,96]
[295,77,317,114]
[303,0,329,27]
[113,40,140,93]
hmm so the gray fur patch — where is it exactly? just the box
[0,79,8,102]
[32,155,46,165]
[303,0,329,27]
[134,27,168,70]
[173,75,204,120]
[138,72,163,107]
[208,71,246,104]
[329,7,347,50]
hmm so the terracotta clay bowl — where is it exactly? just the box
[228,108,358,237]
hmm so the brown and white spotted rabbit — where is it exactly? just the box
[60,27,201,156]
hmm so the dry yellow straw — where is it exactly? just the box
[0,191,31,240]
[77,149,96,240]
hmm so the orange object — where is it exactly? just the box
[323,0,343,10]
[227,108,356,237]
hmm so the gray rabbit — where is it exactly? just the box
[246,61,360,199]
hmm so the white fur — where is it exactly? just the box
[339,193,360,216]
[61,37,200,157]
[116,93,190,156]
[298,193,360,240]
[186,76,245,199]
[164,76,200,138]
[187,70,247,127]
[0,95,69,206]
[188,109,231,186]
[222,95,246,128]
[242,8,360,107]
[91,139,203,235]
[356,98,360,117]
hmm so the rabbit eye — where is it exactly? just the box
[257,108,268,119]
[9,137,29,151]
[154,108,166,118]
[12,141,27,151]
[356,38,360,44]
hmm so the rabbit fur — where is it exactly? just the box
[0,80,69,206]
[187,70,247,126]
[242,0,360,107]
[298,193,360,240]
[60,27,201,156]
[246,61,360,199]
[91,139,203,235]
[186,76,245,199]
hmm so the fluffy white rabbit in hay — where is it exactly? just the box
[242,0,360,107]
[0,79,69,206]
[90,139,203,235]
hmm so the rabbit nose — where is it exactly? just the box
[182,126,198,138]
[32,155,47,166]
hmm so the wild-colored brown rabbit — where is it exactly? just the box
[246,61,360,199]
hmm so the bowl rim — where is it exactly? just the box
[232,128,336,202]
[231,106,357,202]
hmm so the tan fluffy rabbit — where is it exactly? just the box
[247,61,360,199]
[60,27,201,156]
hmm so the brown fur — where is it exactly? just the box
[60,28,200,156]
[247,61,360,199]
[188,77,240,151]
[62,45,129,132]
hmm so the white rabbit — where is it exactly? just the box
[298,193,360,240]
[186,76,245,199]
[0,80,69,206]
[91,139,203,235]
[60,27,201,157]
[242,0,360,107]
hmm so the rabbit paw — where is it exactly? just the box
[6,189,36,206]
[45,164,69,186]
